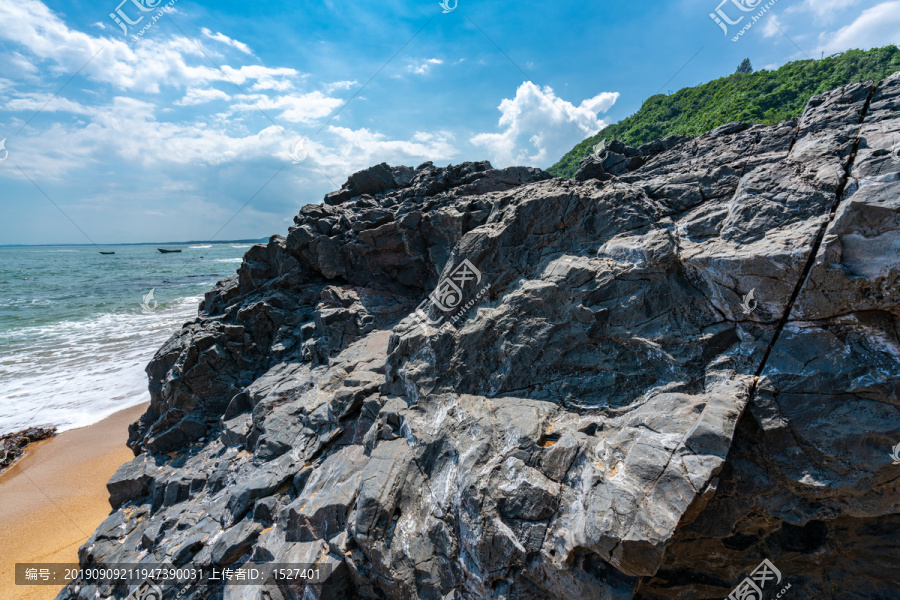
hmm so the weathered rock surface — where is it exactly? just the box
[59,76,900,600]
[0,426,56,474]
[574,135,690,182]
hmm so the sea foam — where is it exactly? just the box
[0,297,201,435]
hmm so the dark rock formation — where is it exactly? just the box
[59,75,900,600]
[574,135,689,182]
[0,426,56,473]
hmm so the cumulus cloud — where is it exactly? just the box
[0,1,460,177]
[227,91,344,124]
[316,126,457,175]
[2,91,452,185]
[470,82,619,168]
[201,28,254,55]
[0,2,345,177]
[0,0,209,94]
[408,58,443,75]
[219,65,299,92]
[0,0,470,243]
[175,88,231,106]
[4,96,292,179]
[0,0,301,95]
[815,1,900,55]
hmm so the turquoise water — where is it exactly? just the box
[0,243,252,434]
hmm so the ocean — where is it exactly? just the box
[0,243,254,435]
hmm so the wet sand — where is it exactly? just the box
[0,403,147,600]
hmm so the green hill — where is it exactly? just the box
[549,45,900,179]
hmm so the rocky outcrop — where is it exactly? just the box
[573,135,690,182]
[60,75,900,600]
[0,426,56,474]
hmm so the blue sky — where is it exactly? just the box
[1,0,898,245]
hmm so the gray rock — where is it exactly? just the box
[210,517,262,566]
[0,426,56,474]
[60,76,900,600]
[106,454,155,509]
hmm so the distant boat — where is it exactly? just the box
[99,251,115,255]
[158,248,182,254]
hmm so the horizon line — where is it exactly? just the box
[0,237,270,248]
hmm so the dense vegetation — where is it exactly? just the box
[549,45,900,178]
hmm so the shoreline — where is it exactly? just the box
[0,403,148,600]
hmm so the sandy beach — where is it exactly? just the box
[0,403,147,600]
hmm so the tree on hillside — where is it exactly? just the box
[736,58,753,74]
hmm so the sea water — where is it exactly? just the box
[0,243,254,435]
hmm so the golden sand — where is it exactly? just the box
[0,403,147,600]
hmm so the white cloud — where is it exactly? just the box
[0,1,482,244]
[762,15,783,38]
[324,80,358,93]
[219,65,300,92]
[3,94,98,116]
[315,126,457,176]
[0,0,302,95]
[201,28,254,55]
[470,82,619,168]
[228,91,343,124]
[3,90,457,187]
[3,96,292,179]
[1,51,40,79]
[0,1,455,183]
[0,0,209,94]
[815,1,900,55]
[408,58,443,75]
[175,88,231,106]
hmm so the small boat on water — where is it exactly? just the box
[158,248,182,253]
[99,251,115,255]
